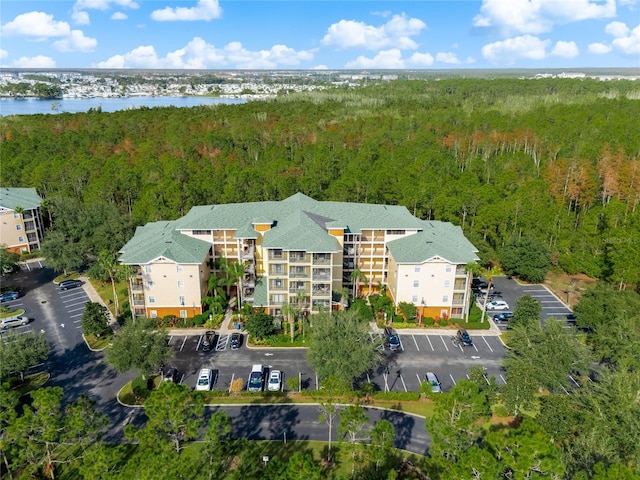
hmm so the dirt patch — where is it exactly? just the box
[544,271,598,308]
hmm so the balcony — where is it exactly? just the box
[289,267,309,278]
[24,221,35,231]
[455,266,467,276]
[269,265,286,276]
[270,281,287,291]
[312,254,331,265]
[269,296,285,306]
[241,245,255,260]
[312,268,331,281]
[343,247,355,256]
[244,262,255,275]
[289,252,307,263]
[242,276,255,288]
[312,299,331,310]
[132,298,145,306]
[269,250,286,261]
[454,280,467,291]
[243,288,254,302]
[131,283,144,291]
[312,284,331,296]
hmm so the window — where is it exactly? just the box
[18,236,24,242]
[386,229,406,235]
[150,310,158,318]
[274,279,283,288]
[192,230,211,235]
[178,296,186,306]
[442,295,449,303]
[272,294,284,304]
[180,310,187,318]
[413,280,419,288]
[177,265,183,273]
[178,280,184,288]
[149,296,156,304]
[145,265,152,273]
[445,265,452,273]
[444,280,451,288]
[412,295,418,303]
[146,280,154,288]
[13,213,19,219]
[414,266,421,273]
[15,224,21,231]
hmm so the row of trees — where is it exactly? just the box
[3,78,638,286]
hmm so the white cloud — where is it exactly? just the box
[435,52,462,64]
[2,11,70,38]
[0,49,7,59]
[74,0,139,10]
[551,40,579,57]
[311,64,329,70]
[72,10,90,25]
[588,42,613,54]
[11,55,57,68]
[345,49,406,69]
[111,12,127,20]
[321,13,426,50]
[96,37,315,69]
[481,35,550,64]
[473,0,616,35]
[52,30,97,52]
[610,23,640,54]
[409,52,435,66]
[605,21,630,37]
[151,0,222,22]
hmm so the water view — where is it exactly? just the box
[0,96,246,116]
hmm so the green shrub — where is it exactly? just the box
[372,391,420,401]
[132,376,150,400]
[438,319,449,327]
[423,317,435,326]
[493,404,510,417]
[193,313,207,326]
[177,317,195,328]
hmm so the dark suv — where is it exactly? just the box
[59,279,82,291]
[384,327,401,352]
[456,328,473,346]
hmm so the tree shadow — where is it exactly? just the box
[380,409,416,451]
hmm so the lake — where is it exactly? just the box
[0,96,246,116]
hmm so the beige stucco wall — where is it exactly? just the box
[141,260,207,317]
[0,211,28,252]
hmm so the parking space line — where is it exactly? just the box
[70,313,83,318]
[399,336,405,352]
[180,336,187,352]
[316,374,319,390]
[426,335,434,351]
[411,335,419,351]
[500,374,507,384]
[228,373,235,393]
[366,373,371,383]
[416,373,422,386]
[449,374,457,386]
[383,373,390,392]
[482,336,494,352]
[73,319,81,324]
[195,335,203,351]
[569,375,580,387]
[76,325,82,329]
[400,375,407,392]
[440,335,449,352]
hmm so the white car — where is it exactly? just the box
[267,370,282,391]
[487,300,509,311]
[195,368,213,391]
[425,372,441,393]
[0,316,30,330]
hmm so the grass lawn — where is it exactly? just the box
[89,278,128,319]
[11,371,50,397]
[83,332,112,350]
[0,308,25,319]
[53,271,81,283]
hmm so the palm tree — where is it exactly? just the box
[350,268,368,299]
[466,262,500,323]
[281,303,297,343]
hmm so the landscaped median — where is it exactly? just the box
[117,377,435,417]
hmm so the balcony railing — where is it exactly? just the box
[312,287,331,296]
[289,254,307,264]
[312,255,331,265]
[241,246,255,260]
[454,281,467,291]
[132,299,145,306]
[455,266,467,276]
[289,269,309,278]
[131,284,144,291]
[270,283,287,291]
[269,251,286,260]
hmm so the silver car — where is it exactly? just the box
[0,316,30,330]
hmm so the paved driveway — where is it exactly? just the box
[165,330,507,394]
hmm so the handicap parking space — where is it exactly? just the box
[59,288,90,330]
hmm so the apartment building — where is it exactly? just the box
[119,193,478,320]
[0,187,44,254]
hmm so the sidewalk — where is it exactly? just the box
[79,276,120,333]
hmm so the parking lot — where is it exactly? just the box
[164,330,507,394]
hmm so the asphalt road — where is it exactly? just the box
[4,262,432,455]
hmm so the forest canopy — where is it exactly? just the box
[2,78,639,285]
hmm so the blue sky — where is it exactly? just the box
[1,0,639,69]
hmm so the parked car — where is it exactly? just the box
[425,372,442,393]
[456,328,473,346]
[0,316,30,330]
[230,332,242,349]
[267,370,282,391]
[384,327,401,352]
[472,278,488,289]
[195,368,213,391]
[486,300,509,311]
[202,331,216,352]
[163,367,179,383]
[248,364,264,392]
[493,312,514,323]
[0,291,19,303]
[59,279,82,291]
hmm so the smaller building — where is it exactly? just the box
[0,187,44,254]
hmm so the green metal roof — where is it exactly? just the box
[252,277,267,308]
[386,220,479,264]
[0,188,41,210]
[174,193,424,248]
[262,209,339,252]
[119,221,211,265]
